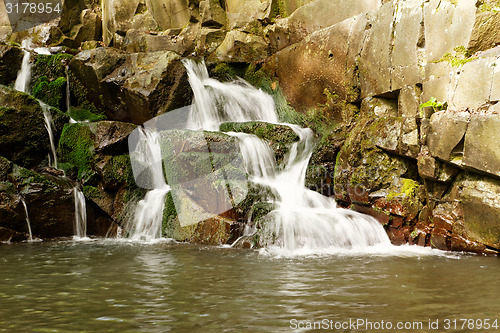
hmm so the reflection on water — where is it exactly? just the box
[0,240,499,332]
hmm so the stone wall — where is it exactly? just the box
[266,0,500,252]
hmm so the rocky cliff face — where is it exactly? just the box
[0,0,499,252]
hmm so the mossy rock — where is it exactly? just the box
[32,76,67,110]
[58,123,96,181]
[0,44,23,86]
[219,121,299,165]
[0,86,52,168]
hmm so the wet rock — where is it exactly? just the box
[468,2,500,54]
[88,121,137,154]
[454,173,500,250]
[427,110,470,162]
[58,122,141,222]
[60,9,102,48]
[265,16,362,113]
[212,30,269,63]
[163,188,243,245]
[196,28,226,55]
[0,44,23,86]
[463,113,500,178]
[200,0,227,28]
[101,51,190,124]
[430,227,449,251]
[69,47,127,114]
[70,48,191,124]
[225,0,272,29]
[0,86,67,169]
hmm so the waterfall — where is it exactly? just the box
[40,102,58,169]
[183,59,278,131]
[128,128,171,241]
[183,59,392,254]
[21,199,33,242]
[14,39,32,93]
[73,188,88,239]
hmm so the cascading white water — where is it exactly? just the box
[183,59,392,254]
[40,102,58,169]
[73,188,88,239]
[184,59,278,131]
[129,128,171,241]
[14,39,32,93]
[21,199,34,242]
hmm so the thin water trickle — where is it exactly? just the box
[14,39,32,93]
[21,199,33,242]
[182,59,392,254]
[73,187,87,239]
[40,102,58,169]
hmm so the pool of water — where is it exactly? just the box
[0,240,499,332]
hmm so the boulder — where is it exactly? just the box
[60,9,103,48]
[70,48,191,124]
[225,0,272,29]
[265,15,362,113]
[468,2,500,54]
[0,44,23,86]
[463,113,500,178]
[0,86,67,169]
[58,121,141,223]
[450,173,500,250]
[212,30,269,63]
[200,0,227,28]
[427,110,470,163]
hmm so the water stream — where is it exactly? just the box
[14,39,32,93]
[73,187,88,239]
[20,199,33,242]
[182,59,391,254]
[40,102,58,169]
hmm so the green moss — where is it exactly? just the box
[12,166,57,188]
[102,155,136,187]
[83,185,102,199]
[67,107,106,122]
[434,46,477,67]
[271,0,288,18]
[32,76,67,109]
[58,123,95,180]
[33,54,73,79]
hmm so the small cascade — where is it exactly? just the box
[182,59,392,254]
[21,199,33,242]
[14,39,32,93]
[40,102,58,169]
[128,128,171,241]
[73,187,88,239]
[183,59,278,131]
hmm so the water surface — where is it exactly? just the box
[1,240,499,332]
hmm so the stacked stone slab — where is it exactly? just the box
[266,0,500,253]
